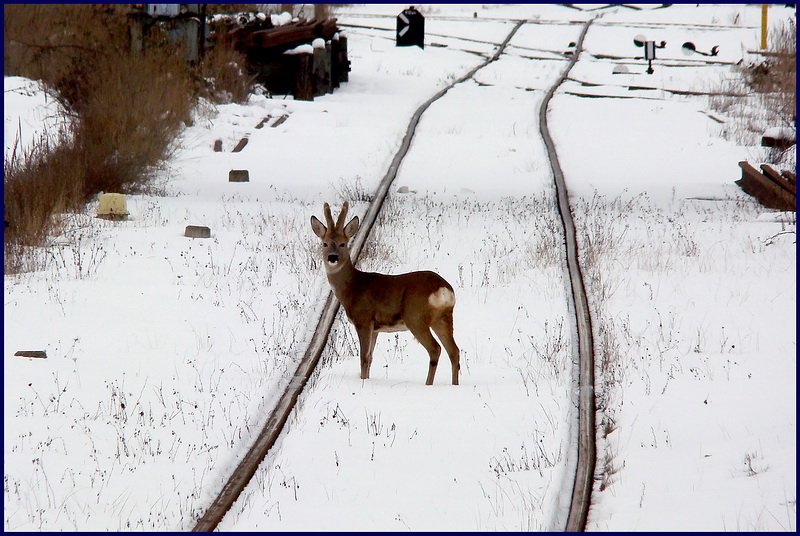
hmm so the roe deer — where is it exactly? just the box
[310,201,460,385]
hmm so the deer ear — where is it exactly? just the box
[310,215,327,238]
[343,216,360,239]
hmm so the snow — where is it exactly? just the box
[270,12,292,27]
[4,3,796,532]
[3,77,70,162]
[284,44,313,56]
[763,126,796,141]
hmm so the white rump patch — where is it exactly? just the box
[428,287,455,309]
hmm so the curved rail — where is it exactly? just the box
[191,20,524,532]
[538,19,597,532]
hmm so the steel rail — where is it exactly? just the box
[538,18,597,532]
[191,20,525,533]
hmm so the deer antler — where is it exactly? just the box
[323,203,334,229]
[335,201,349,231]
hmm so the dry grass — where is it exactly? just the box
[3,5,130,112]
[75,47,193,197]
[4,139,82,274]
[747,19,796,124]
[3,4,255,274]
[196,40,254,105]
[709,18,796,166]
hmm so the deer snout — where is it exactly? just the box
[327,253,339,264]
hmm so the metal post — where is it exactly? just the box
[645,40,655,74]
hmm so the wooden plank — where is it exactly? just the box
[293,52,313,101]
[271,114,289,127]
[331,37,341,89]
[232,137,249,152]
[746,49,794,58]
[761,135,795,150]
[234,18,339,52]
[245,21,316,50]
[312,43,331,97]
[338,35,350,83]
[15,351,47,359]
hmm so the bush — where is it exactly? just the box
[755,18,795,124]
[196,41,254,105]
[4,136,82,273]
[76,46,193,198]
[709,17,796,167]
[3,4,130,112]
[3,4,195,274]
[3,4,267,273]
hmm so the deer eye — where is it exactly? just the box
[339,243,345,247]
[323,242,328,247]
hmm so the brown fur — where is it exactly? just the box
[311,202,460,385]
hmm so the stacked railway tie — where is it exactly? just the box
[218,16,350,101]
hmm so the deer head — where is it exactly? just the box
[310,202,360,273]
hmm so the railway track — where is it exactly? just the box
[193,18,597,533]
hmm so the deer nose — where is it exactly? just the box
[327,254,339,264]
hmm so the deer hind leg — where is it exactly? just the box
[432,311,460,385]
[407,321,441,385]
[356,324,375,380]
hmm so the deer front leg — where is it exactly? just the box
[356,324,375,380]
[367,330,378,375]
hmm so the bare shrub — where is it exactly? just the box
[3,5,130,112]
[75,46,193,198]
[196,41,254,104]
[3,5,194,274]
[747,18,796,123]
[333,175,373,203]
[4,137,82,273]
[709,18,796,166]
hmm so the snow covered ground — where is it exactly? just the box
[4,4,795,532]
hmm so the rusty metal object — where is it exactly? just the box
[539,18,597,533]
[736,161,796,211]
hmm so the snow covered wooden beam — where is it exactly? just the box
[761,126,795,150]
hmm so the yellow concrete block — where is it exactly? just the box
[97,193,129,218]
